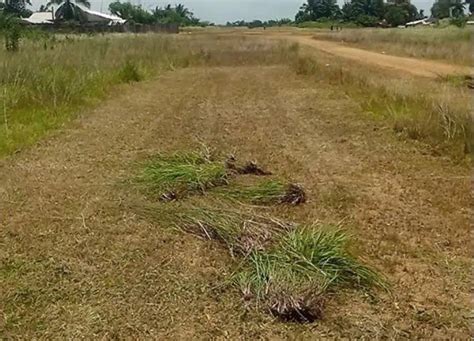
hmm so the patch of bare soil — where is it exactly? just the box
[0,65,471,338]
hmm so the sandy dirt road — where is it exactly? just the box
[0,65,471,338]
[258,33,474,78]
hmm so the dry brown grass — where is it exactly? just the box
[312,26,473,66]
[0,32,471,338]
[291,45,473,159]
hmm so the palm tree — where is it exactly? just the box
[175,4,192,18]
[47,0,91,21]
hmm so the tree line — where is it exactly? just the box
[108,2,210,26]
[1,0,473,29]
[294,0,472,27]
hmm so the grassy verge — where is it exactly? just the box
[290,48,472,159]
[311,26,473,66]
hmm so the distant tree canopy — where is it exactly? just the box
[225,18,292,28]
[430,0,465,18]
[0,0,32,17]
[108,2,204,26]
[296,0,423,27]
[295,0,340,21]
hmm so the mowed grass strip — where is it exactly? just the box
[139,152,228,199]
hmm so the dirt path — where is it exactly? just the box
[270,34,473,78]
[0,65,471,338]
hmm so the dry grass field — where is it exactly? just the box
[0,30,472,338]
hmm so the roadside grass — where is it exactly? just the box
[311,26,473,66]
[290,49,473,159]
[0,34,292,157]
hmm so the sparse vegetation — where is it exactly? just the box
[177,207,294,255]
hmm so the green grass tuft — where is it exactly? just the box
[215,180,306,205]
[118,60,144,83]
[234,226,386,321]
[139,152,228,199]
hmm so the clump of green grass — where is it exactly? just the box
[215,180,306,205]
[177,207,295,256]
[234,226,386,322]
[139,152,228,199]
[118,60,144,83]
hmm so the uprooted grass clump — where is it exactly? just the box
[177,207,295,256]
[139,152,228,200]
[174,206,385,322]
[234,226,386,322]
[215,180,306,205]
[139,151,307,204]
[137,150,384,323]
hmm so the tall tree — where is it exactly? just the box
[47,0,91,21]
[2,0,32,17]
[295,0,340,22]
[342,0,385,20]
[431,0,465,18]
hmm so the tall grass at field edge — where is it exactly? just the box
[290,51,472,158]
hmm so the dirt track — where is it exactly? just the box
[268,34,473,78]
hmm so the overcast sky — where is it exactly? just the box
[29,0,434,24]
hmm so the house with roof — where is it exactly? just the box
[22,3,125,26]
